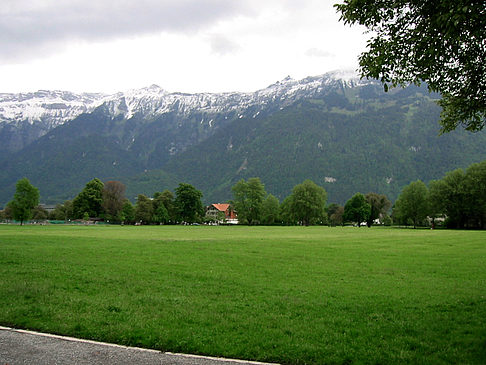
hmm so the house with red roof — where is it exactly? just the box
[206,203,238,224]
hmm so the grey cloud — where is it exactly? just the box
[0,0,250,63]
[209,34,240,56]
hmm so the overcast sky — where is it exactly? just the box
[0,0,368,94]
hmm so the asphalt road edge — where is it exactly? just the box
[0,326,279,365]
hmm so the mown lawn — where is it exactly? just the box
[0,225,485,364]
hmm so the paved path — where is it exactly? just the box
[0,326,277,365]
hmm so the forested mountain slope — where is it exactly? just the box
[161,86,486,204]
[1,75,485,206]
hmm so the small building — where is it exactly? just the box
[39,204,56,214]
[206,203,238,224]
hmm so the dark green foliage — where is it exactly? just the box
[278,196,294,225]
[174,183,204,224]
[121,199,135,224]
[72,178,104,219]
[0,100,235,205]
[429,171,465,228]
[124,171,179,204]
[232,178,266,225]
[327,203,344,226]
[157,190,177,223]
[261,194,280,225]
[7,178,39,225]
[0,132,142,206]
[134,194,153,224]
[464,161,486,228]
[365,192,391,227]
[4,205,12,220]
[31,205,48,220]
[286,179,327,226]
[1,84,485,208]
[152,193,169,224]
[102,181,126,221]
[394,180,429,228]
[49,200,74,221]
[336,0,486,132]
[162,85,486,205]
[382,214,392,226]
[429,161,486,228]
[343,193,371,226]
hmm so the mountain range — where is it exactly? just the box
[1,71,485,207]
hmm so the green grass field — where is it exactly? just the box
[0,225,485,364]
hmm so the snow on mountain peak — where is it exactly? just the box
[0,71,371,128]
[0,90,107,126]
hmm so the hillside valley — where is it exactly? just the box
[1,72,485,206]
[161,88,486,204]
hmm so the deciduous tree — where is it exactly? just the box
[50,200,74,221]
[327,203,344,226]
[174,183,204,224]
[232,178,266,225]
[102,181,126,221]
[464,161,486,229]
[32,205,48,220]
[365,192,391,227]
[135,194,153,224]
[7,178,40,225]
[336,0,486,132]
[343,193,371,227]
[152,193,169,224]
[121,199,135,224]
[287,180,327,226]
[73,178,104,219]
[157,190,176,223]
[429,162,486,229]
[261,194,280,225]
[279,196,295,225]
[394,180,429,228]
[429,173,466,227]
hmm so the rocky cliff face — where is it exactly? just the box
[0,71,366,152]
[0,90,106,152]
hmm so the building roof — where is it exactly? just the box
[211,203,230,212]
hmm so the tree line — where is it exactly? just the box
[231,177,391,227]
[393,160,486,229]
[232,160,486,228]
[0,179,204,225]
[1,160,485,228]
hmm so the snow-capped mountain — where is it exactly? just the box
[0,71,365,152]
[96,71,365,121]
[0,90,106,127]
[1,70,484,210]
[0,90,108,152]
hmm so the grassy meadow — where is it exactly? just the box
[0,225,485,364]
